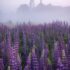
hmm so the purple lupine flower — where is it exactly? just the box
[10,47,21,70]
[24,65,29,70]
[0,58,4,70]
[7,31,11,48]
[6,31,12,61]
[16,53,22,70]
[58,39,68,70]
[58,39,65,58]
[14,30,22,69]
[9,47,19,70]
[26,53,31,66]
[61,49,68,70]
[53,41,60,62]
[24,53,31,70]
[52,41,61,70]
[38,31,48,67]
[13,35,22,70]
[40,49,47,70]
[36,32,45,59]
[53,40,68,70]
[6,31,20,70]
[14,30,19,53]
[66,38,70,69]
[39,45,49,70]
[57,57,64,70]
[2,38,8,70]
[31,46,39,70]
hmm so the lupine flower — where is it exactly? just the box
[59,39,68,70]
[6,31,20,70]
[24,53,31,70]
[31,46,39,70]
[0,22,70,70]
[2,40,8,70]
[53,41,61,70]
[0,58,4,70]
[14,30,19,52]
[66,38,70,69]
[39,44,49,70]
[57,57,63,70]
[24,65,30,70]
[53,41,60,62]
[9,47,19,70]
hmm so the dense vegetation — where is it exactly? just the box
[0,21,70,70]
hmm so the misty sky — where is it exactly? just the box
[0,0,70,9]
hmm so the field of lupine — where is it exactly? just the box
[0,21,70,70]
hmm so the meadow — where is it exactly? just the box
[0,21,70,70]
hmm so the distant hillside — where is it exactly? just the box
[17,4,70,23]
[0,3,70,23]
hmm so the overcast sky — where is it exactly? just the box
[0,0,70,9]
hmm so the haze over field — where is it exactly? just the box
[0,0,70,23]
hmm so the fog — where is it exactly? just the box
[0,0,70,24]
